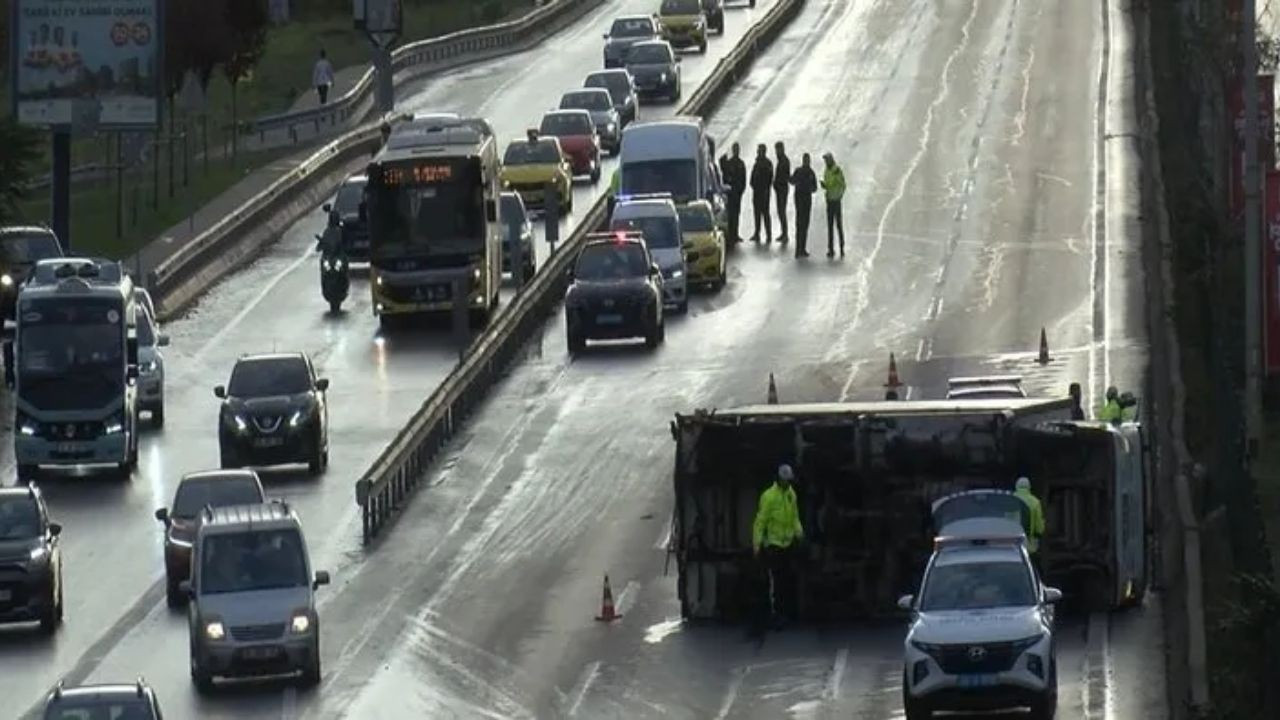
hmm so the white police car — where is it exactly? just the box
[899,490,1061,719]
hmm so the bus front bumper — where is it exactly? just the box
[372,270,489,315]
[15,433,128,467]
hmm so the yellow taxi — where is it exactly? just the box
[677,200,726,289]
[658,0,708,53]
[500,131,574,215]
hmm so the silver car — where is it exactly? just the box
[602,15,661,68]
[136,306,169,426]
[183,501,330,692]
[560,88,621,155]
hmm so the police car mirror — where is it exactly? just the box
[214,385,227,399]
[48,522,62,537]
[322,203,332,214]
[313,570,331,589]
[1043,587,1063,604]
[897,594,914,611]
[315,378,330,392]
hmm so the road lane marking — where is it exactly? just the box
[567,660,602,717]
[825,648,849,701]
[280,687,297,720]
[1082,611,1112,720]
[715,667,749,720]
[614,580,641,616]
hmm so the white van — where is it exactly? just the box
[619,117,724,218]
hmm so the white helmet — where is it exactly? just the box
[777,464,794,482]
[1015,476,1031,492]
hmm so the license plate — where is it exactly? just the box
[0,589,11,602]
[55,442,85,453]
[957,674,997,688]
[242,646,282,660]
[596,314,623,325]
[253,437,284,448]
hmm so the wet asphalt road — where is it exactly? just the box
[3,0,1169,717]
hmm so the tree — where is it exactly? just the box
[223,0,270,160]
[0,116,43,225]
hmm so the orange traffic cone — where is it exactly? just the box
[1037,328,1051,365]
[767,373,779,404]
[884,353,902,388]
[595,574,622,622]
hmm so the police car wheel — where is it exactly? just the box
[901,675,931,720]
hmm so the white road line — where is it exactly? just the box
[190,244,315,361]
[655,515,673,550]
[1082,612,1111,720]
[614,580,641,616]
[825,648,849,701]
[714,667,749,720]
[280,687,297,720]
[567,660,602,717]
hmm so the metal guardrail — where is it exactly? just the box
[244,0,605,144]
[353,0,808,543]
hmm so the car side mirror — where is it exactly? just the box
[675,56,682,63]
[126,365,139,381]
[314,570,331,589]
[1044,587,1063,604]
[897,594,914,611]
[322,203,332,214]
[154,508,169,524]
[48,522,62,537]
[315,378,330,392]
[158,334,170,347]
[650,263,662,277]
[602,33,609,39]
[179,580,193,598]
[485,199,497,223]
[214,385,226,399]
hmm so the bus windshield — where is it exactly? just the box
[622,159,698,203]
[368,158,486,259]
[17,297,125,411]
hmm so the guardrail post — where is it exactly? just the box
[544,184,560,252]
[452,275,472,359]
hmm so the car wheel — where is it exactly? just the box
[219,446,238,470]
[300,640,322,688]
[153,403,165,428]
[677,298,689,314]
[55,574,64,622]
[38,588,58,633]
[567,326,586,355]
[699,40,708,53]
[645,318,662,349]
[308,434,325,475]
[525,259,537,279]
[192,657,215,694]
[902,673,931,720]
[591,164,601,183]
[166,576,185,608]
[1028,690,1056,720]
[716,266,727,290]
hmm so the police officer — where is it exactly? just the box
[719,143,747,244]
[607,167,621,217]
[820,152,846,257]
[1098,386,1125,423]
[749,144,774,244]
[753,464,804,630]
[790,153,817,258]
[1068,382,1086,420]
[1014,477,1046,573]
[773,142,791,245]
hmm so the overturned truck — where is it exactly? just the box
[670,397,1148,620]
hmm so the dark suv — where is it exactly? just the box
[321,175,370,261]
[564,232,665,354]
[0,485,63,633]
[42,679,163,719]
[0,226,64,320]
[215,353,330,475]
[155,470,266,607]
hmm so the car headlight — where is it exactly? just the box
[205,621,225,641]
[910,640,943,655]
[660,72,669,83]
[17,412,36,437]
[670,269,684,279]
[289,409,307,428]
[607,122,617,133]
[290,614,311,634]
[104,412,125,435]
[375,275,384,287]
[225,413,248,432]
[472,267,482,283]
[140,359,158,374]
[0,274,12,287]
[28,545,48,563]
[1010,633,1046,652]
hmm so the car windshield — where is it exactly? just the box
[610,18,653,37]
[334,179,366,215]
[621,159,698,202]
[612,215,680,249]
[627,44,672,65]
[662,0,701,13]
[1,232,61,265]
[227,357,310,397]
[0,496,40,540]
[172,479,264,519]
[136,307,155,347]
[561,91,612,112]
[200,529,309,594]
[585,73,629,103]
[540,113,593,136]
[576,243,650,280]
[677,205,715,232]
[43,698,155,720]
[919,559,1036,611]
[504,141,560,165]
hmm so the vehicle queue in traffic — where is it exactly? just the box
[1,3,738,716]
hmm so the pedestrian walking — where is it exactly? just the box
[773,142,791,245]
[790,153,817,258]
[749,144,774,244]
[313,49,335,105]
[720,143,747,244]
[819,152,846,257]
[752,464,804,632]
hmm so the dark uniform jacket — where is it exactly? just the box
[774,154,792,192]
[791,165,818,201]
[750,157,774,194]
[720,155,747,195]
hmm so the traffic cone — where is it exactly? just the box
[595,574,622,622]
[884,353,902,388]
[1037,328,1051,365]
[767,373,779,404]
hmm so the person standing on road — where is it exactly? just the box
[753,464,804,631]
[1013,477,1046,574]
[1097,386,1126,423]
[790,153,817,258]
[820,152,846,257]
[749,144,774,244]
[313,49,335,105]
[773,142,791,245]
[720,143,747,244]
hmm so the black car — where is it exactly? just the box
[155,470,266,607]
[43,679,162,720]
[215,353,330,475]
[702,0,725,33]
[501,192,536,279]
[584,69,640,127]
[565,232,665,354]
[321,175,370,261]
[624,40,682,102]
[602,15,661,68]
[0,485,63,634]
[0,226,64,320]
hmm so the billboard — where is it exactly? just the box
[9,0,163,128]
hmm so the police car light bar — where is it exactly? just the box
[585,231,644,242]
[615,192,674,203]
[947,375,1025,388]
[933,533,1026,549]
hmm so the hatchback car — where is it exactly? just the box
[658,0,709,52]
[183,502,330,691]
[136,306,170,427]
[500,135,574,214]
[565,232,665,354]
[584,69,639,127]
[677,200,726,289]
[0,485,63,633]
[625,40,682,102]
[215,353,329,474]
[500,192,536,280]
[602,15,662,68]
[321,174,370,261]
[560,88,622,155]
[539,110,602,182]
[0,226,63,320]
[42,679,163,720]
[155,469,266,607]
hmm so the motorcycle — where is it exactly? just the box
[316,226,350,313]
